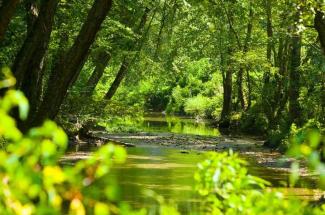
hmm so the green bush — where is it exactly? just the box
[184,95,212,118]
[195,151,325,215]
[287,120,325,188]
[0,88,144,214]
[240,104,268,135]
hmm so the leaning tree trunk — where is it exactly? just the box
[32,0,113,126]
[0,0,20,41]
[315,10,325,55]
[84,50,111,97]
[13,0,58,129]
[103,7,152,101]
[104,58,129,100]
[154,0,168,58]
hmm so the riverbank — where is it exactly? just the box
[83,131,296,172]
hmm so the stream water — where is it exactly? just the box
[65,114,323,213]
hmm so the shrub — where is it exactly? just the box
[287,120,325,188]
[195,151,325,215]
[184,95,212,118]
[240,104,268,135]
[0,88,144,214]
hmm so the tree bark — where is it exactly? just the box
[220,63,233,127]
[84,50,111,96]
[103,7,152,101]
[288,13,302,125]
[155,0,168,58]
[104,58,129,100]
[24,0,40,34]
[219,3,236,127]
[273,34,290,122]
[32,0,113,126]
[0,0,20,41]
[236,4,253,110]
[246,69,252,108]
[265,0,273,62]
[12,0,58,130]
[262,0,277,127]
[315,10,325,55]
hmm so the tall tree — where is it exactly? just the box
[315,10,325,55]
[237,2,253,110]
[24,0,40,34]
[0,0,20,41]
[13,0,58,127]
[32,0,113,126]
[84,50,112,97]
[262,0,277,128]
[288,12,302,125]
[220,55,233,127]
[104,7,152,100]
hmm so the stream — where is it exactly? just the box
[63,114,324,213]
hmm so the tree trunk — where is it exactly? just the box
[104,58,129,100]
[219,3,236,128]
[236,68,245,110]
[273,34,290,122]
[24,0,40,34]
[288,14,302,125]
[262,0,277,127]
[84,50,111,96]
[220,62,233,127]
[321,72,325,122]
[103,8,152,101]
[236,4,253,110]
[265,0,273,62]
[246,69,252,109]
[0,0,20,41]
[32,0,113,126]
[12,0,58,130]
[154,0,168,58]
[315,10,325,55]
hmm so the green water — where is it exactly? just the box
[142,114,220,137]
[111,146,204,213]
[66,114,321,213]
[106,113,220,136]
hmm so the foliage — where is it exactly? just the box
[184,95,212,118]
[287,120,325,188]
[240,104,268,134]
[0,88,145,215]
[195,151,325,215]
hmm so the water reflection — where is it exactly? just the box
[63,114,323,213]
[64,145,322,213]
[110,146,204,213]
[142,114,220,137]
